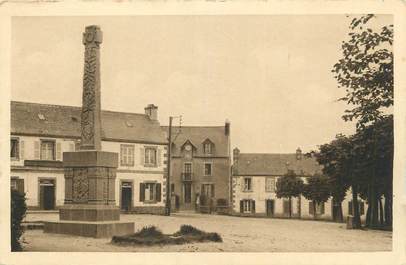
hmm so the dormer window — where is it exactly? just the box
[38,113,45,120]
[202,139,214,155]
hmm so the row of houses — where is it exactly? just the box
[10,101,365,221]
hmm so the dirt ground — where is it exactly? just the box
[22,212,392,252]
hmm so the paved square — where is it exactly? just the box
[22,213,392,252]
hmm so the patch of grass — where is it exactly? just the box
[111,225,222,246]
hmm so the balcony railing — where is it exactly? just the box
[181,172,193,182]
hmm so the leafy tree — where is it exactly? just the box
[332,14,393,128]
[302,174,331,220]
[331,14,393,229]
[313,134,362,227]
[276,171,304,218]
[11,189,27,251]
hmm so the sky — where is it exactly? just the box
[11,15,392,153]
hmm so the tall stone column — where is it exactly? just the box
[44,26,134,238]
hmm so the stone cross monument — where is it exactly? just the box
[44,25,134,238]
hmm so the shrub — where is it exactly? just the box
[133,226,163,238]
[11,189,27,251]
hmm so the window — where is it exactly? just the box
[11,178,24,194]
[120,144,134,166]
[10,138,19,159]
[204,163,212,176]
[10,179,17,190]
[145,147,157,166]
[184,163,192,173]
[265,177,276,192]
[243,177,252,191]
[140,182,161,202]
[203,142,212,155]
[40,140,55,160]
[240,199,255,213]
[145,183,156,201]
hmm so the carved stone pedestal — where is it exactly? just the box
[44,151,134,238]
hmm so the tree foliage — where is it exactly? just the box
[332,14,393,128]
[276,171,304,218]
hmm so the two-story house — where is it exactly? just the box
[232,148,366,221]
[161,122,231,213]
[10,101,168,215]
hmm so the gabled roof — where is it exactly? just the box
[161,125,229,157]
[234,153,322,176]
[11,101,167,144]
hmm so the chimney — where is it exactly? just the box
[144,104,158,121]
[233,147,240,164]
[225,119,230,136]
[296,147,302,160]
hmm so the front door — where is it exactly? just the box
[39,179,55,210]
[184,183,192,205]
[266,199,275,217]
[121,182,132,211]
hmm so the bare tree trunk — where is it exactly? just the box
[313,200,317,220]
[352,185,361,229]
[379,197,384,226]
[289,197,292,218]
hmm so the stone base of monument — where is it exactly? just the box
[44,220,134,238]
[42,150,135,238]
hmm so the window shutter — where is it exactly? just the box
[20,140,24,160]
[348,201,353,215]
[56,142,62,160]
[17,179,24,194]
[120,146,125,165]
[211,184,215,198]
[309,201,314,215]
[34,141,40,159]
[157,149,161,166]
[140,147,145,165]
[156,183,161,202]
[240,178,244,191]
[139,183,145,202]
[252,200,256,213]
[240,200,243,213]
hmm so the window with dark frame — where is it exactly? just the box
[40,140,55,160]
[139,182,162,203]
[10,138,19,159]
[204,163,212,176]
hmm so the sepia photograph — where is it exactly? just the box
[1,1,406,264]
[6,14,394,253]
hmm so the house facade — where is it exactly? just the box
[232,148,367,221]
[161,122,231,212]
[10,101,168,214]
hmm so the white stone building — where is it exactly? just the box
[10,101,168,214]
[231,148,367,221]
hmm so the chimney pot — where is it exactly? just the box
[144,104,158,121]
[225,119,230,136]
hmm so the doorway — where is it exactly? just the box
[266,199,275,217]
[39,179,55,210]
[121,181,133,211]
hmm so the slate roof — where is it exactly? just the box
[161,126,230,157]
[234,153,322,177]
[11,101,167,144]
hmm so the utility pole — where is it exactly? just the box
[165,115,182,216]
[165,116,173,216]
